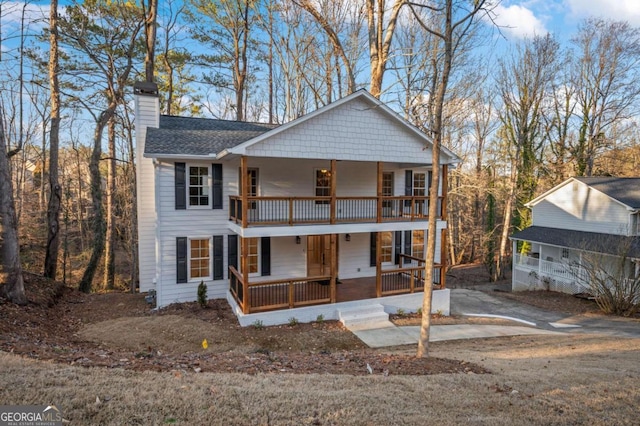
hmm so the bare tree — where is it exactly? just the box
[409,0,492,357]
[0,105,27,305]
[44,0,62,279]
[571,19,640,176]
[495,34,559,279]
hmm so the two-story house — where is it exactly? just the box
[134,82,459,325]
[511,177,640,294]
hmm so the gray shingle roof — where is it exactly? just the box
[574,177,640,209]
[511,226,640,258]
[144,115,279,156]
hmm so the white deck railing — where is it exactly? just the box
[513,254,589,294]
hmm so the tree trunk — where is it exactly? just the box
[103,116,116,290]
[144,0,158,83]
[0,107,27,305]
[44,0,62,279]
[78,110,112,293]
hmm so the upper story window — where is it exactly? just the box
[189,166,210,207]
[413,173,426,197]
[315,169,331,205]
[382,172,394,196]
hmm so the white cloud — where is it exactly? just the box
[566,0,640,25]
[493,4,548,39]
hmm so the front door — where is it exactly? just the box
[307,235,332,277]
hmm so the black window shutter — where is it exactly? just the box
[404,170,412,207]
[228,235,238,274]
[370,232,377,267]
[404,230,412,264]
[394,230,402,265]
[261,237,271,276]
[212,163,223,209]
[428,170,433,190]
[176,237,187,283]
[175,162,186,210]
[213,235,223,280]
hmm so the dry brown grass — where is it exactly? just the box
[3,333,639,425]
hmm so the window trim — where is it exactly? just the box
[187,165,211,209]
[245,237,261,277]
[412,230,425,260]
[380,231,394,265]
[314,168,331,205]
[188,237,212,281]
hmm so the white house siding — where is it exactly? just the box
[532,181,630,235]
[135,94,159,292]
[154,160,234,307]
[244,97,438,164]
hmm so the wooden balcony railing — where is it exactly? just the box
[229,195,444,227]
[379,254,443,296]
[229,266,332,314]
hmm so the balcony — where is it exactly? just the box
[229,195,444,227]
[513,254,588,294]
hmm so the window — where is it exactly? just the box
[381,232,393,263]
[315,169,331,204]
[412,230,424,260]
[561,248,570,259]
[190,238,211,279]
[413,173,426,197]
[189,166,209,206]
[247,237,259,274]
[382,172,394,196]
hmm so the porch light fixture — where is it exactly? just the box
[296,236,301,244]
[345,234,351,242]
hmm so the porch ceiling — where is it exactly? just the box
[511,226,640,258]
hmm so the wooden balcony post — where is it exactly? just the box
[240,156,248,228]
[241,236,249,314]
[441,164,448,219]
[330,159,337,224]
[289,280,294,308]
[440,228,447,288]
[330,233,337,303]
[376,231,382,297]
[376,162,383,223]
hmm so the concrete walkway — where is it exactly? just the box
[349,288,640,348]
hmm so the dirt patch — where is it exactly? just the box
[390,313,528,327]
[0,275,485,376]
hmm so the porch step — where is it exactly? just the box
[338,304,393,331]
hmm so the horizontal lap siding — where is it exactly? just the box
[156,160,233,307]
[135,96,159,292]
[533,182,630,235]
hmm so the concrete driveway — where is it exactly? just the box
[451,288,640,339]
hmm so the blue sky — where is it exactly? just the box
[494,0,640,41]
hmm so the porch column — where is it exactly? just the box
[441,164,448,219]
[376,231,382,297]
[330,233,337,303]
[240,156,248,228]
[241,236,249,314]
[330,159,337,224]
[440,228,447,288]
[376,162,383,223]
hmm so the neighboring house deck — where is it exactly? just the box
[511,177,640,294]
[134,82,459,323]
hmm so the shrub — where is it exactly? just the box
[288,317,299,326]
[197,281,207,308]
[316,314,324,323]
[396,308,406,317]
[252,320,264,329]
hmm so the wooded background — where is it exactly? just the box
[1,0,639,295]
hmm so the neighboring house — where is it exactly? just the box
[134,82,460,324]
[511,177,640,294]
